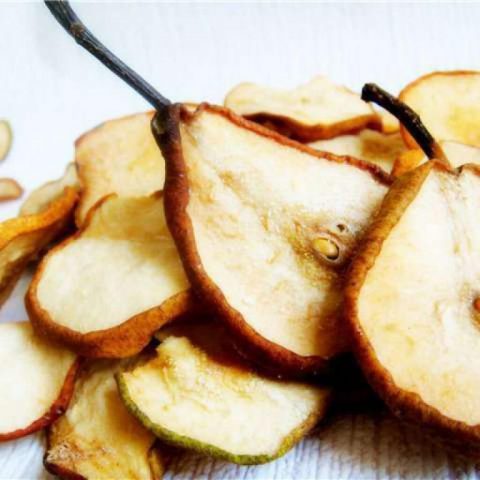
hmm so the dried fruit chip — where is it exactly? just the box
[75,112,165,225]
[0,186,77,306]
[0,322,79,441]
[224,76,379,142]
[0,178,23,201]
[0,120,12,162]
[154,104,390,375]
[27,193,192,358]
[45,359,163,480]
[310,130,405,173]
[399,71,480,148]
[375,109,400,134]
[117,319,330,464]
[345,161,480,449]
[20,163,78,216]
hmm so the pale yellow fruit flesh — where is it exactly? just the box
[120,323,329,459]
[36,195,188,333]
[46,360,161,480]
[0,178,22,201]
[358,166,480,425]
[0,322,75,434]
[225,76,374,127]
[182,109,387,357]
[20,163,78,216]
[76,112,165,224]
[310,130,405,173]
[0,120,12,161]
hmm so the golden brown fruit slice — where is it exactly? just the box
[345,161,480,446]
[27,193,192,358]
[157,104,391,375]
[0,178,23,201]
[310,130,405,173]
[20,163,78,216]
[0,186,77,306]
[0,120,12,162]
[224,77,379,142]
[45,359,164,480]
[0,322,79,441]
[399,71,480,148]
[118,319,330,464]
[75,111,165,225]
[393,141,480,177]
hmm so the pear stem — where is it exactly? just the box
[362,83,449,167]
[45,1,171,112]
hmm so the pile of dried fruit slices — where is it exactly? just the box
[2,70,480,478]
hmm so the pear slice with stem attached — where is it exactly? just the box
[399,71,480,149]
[0,322,79,441]
[26,193,193,358]
[117,318,331,465]
[45,359,164,480]
[156,104,390,376]
[224,76,380,142]
[75,111,165,225]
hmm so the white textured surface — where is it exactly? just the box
[1,2,480,478]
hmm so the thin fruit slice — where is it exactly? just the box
[393,141,480,177]
[0,322,79,441]
[224,76,379,142]
[310,130,405,173]
[155,104,390,375]
[0,120,12,162]
[20,163,78,216]
[27,193,192,358]
[0,178,22,201]
[376,109,400,134]
[399,71,480,148]
[0,186,77,306]
[345,161,480,447]
[75,111,165,225]
[117,319,330,464]
[45,359,163,480]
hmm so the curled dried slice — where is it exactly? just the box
[399,71,480,148]
[117,320,330,464]
[0,322,79,441]
[75,111,165,225]
[20,163,78,216]
[45,359,163,480]
[310,130,405,173]
[345,161,480,449]
[0,120,12,162]
[0,178,22,201]
[224,77,378,142]
[156,104,390,375]
[393,141,480,177]
[0,186,77,306]
[27,193,192,358]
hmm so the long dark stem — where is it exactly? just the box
[45,1,170,111]
[362,83,448,166]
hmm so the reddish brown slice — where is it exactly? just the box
[0,322,79,441]
[156,103,391,376]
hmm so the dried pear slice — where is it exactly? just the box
[45,359,163,480]
[393,141,480,177]
[399,71,480,148]
[0,178,22,201]
[0,186,77,306]
[27,193,192,358]
[75,111,165,225]
[0,120,12,162]
[345,161,480,447]
[20,163,78,216]
[0,322,79,441]
[224,77,378,142]
[156,104,390,375]
[310,130,405,173]
[117,320,330,464]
